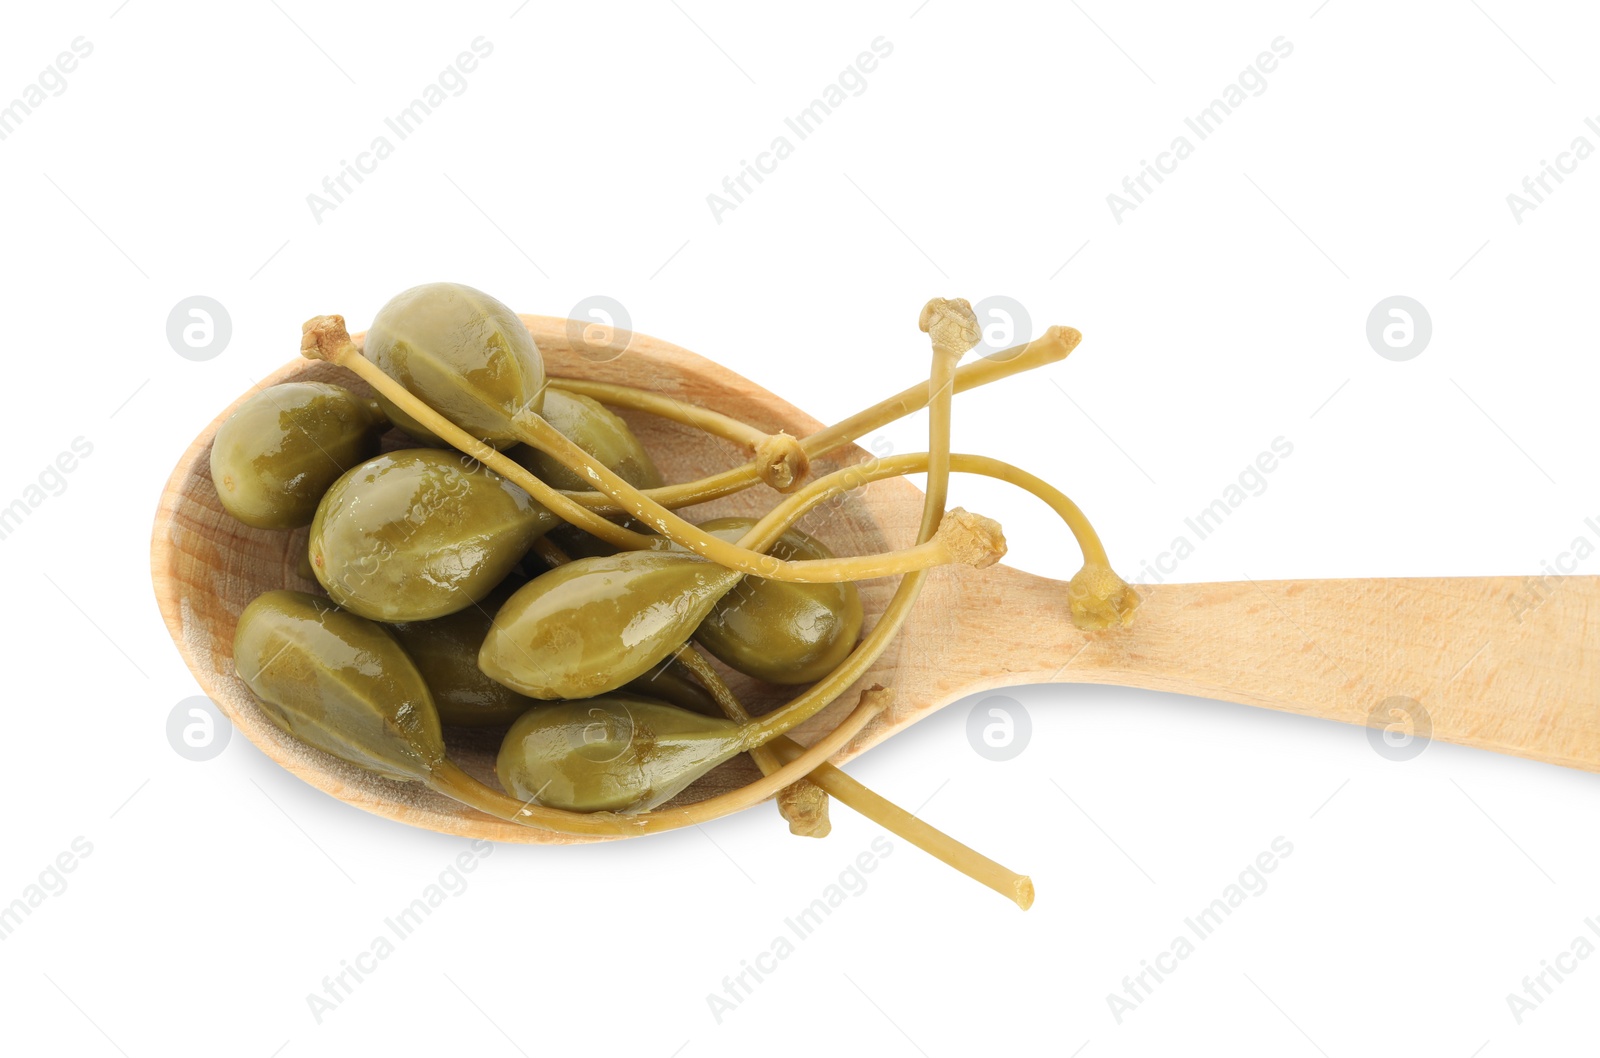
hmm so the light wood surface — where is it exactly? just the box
[150,316,1600,844]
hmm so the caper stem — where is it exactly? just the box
[667,644,746,719]
[742,452,1112,569]
[554,325,1081,513]
[765,739,1034,909]
[529,535,572,569]
[914,298,975,532]
[510,409,1001,583]
[548,378,1112,569]
[732,301,977,751]
[665,644,830,837]
[549,378,770,448]
[671,643,1033,907]
[738,450,1138,630]
[302,316,1001,585]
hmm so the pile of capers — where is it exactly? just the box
[216,282,1139,907]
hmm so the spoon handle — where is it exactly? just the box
[908,567,1600,773]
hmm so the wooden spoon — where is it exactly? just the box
[150,316,1600,844]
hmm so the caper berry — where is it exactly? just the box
[364,282,545,448]
[234,590,445,781]
[478,551,742,700]
[694,517,864,684]
[210,382,386,530]
[309,449,558,622]
[496,694,745,812]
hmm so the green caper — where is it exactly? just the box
[365,282,545,448]
[309,449,558,622]
[209,382,386,529]
[547,516,861,684]
[233,590,446,781]
[478,551,742,700]
[496,693,745,812]
[694,518,864,684]
[386,578,535,728]
[509,388,663,491]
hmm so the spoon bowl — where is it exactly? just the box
[151,316,1600,843]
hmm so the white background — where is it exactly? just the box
[2,1,1598,1055]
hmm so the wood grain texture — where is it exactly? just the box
[151,316,1600,845]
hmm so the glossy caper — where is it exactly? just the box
[309,449,559,622]
[386,578,535,728]
[209,382,386,529]
[694,518,864,684]
[365,282,545,448]
[509,388,663,491]
[479,551,742,700]
[496,693,745,812]
[233,590,446,781]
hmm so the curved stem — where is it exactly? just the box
[512,408,998,583]
[562,464,756,514]
[743,452,1111,570]
[554,325,1081,512]
[807,325,1079,462]
[550,378,769,449]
